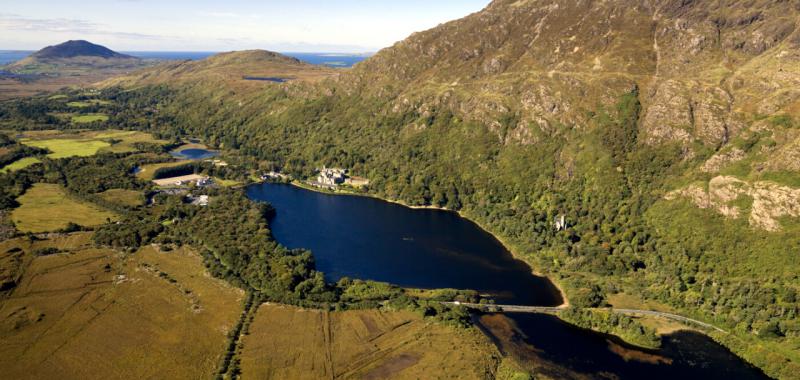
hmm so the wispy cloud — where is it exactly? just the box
[0,13,165,40]
[195,11,263,20]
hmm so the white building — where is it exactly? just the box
[186,194,210,206]
[317,167,346,186]
[196,177,214,187]
[554,215,567,231]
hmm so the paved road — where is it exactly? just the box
[443,302,727,333]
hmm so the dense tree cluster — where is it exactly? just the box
[560,308,661,349]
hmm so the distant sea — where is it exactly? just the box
[0,50,370,68]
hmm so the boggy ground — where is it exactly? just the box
[239,304,502,380]
[0,233,244,379]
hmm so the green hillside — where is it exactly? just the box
[2,0,799,377]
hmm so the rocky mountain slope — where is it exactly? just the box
[100,0,800,377]
[346,0,799,147]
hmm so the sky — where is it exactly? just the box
[0,0,491,53]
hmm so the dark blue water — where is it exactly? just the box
[0,51,33,65]
[481,313,767,380]
[246,182,768,380]
[242,76,289,82]
[0,51,368,68]
[247,183,561,306]
[170,148,219,160]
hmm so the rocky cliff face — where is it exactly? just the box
[338,0,799,151]
[667,176,800,231]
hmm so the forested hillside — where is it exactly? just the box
[77,0,800,377]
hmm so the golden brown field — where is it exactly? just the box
[0,235,244,379]
[239,304,501,379]
[11,183,118,232]
[97,189,144,207]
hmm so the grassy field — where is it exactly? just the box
[92,130,170,153]
[11,183,117,232]
[71,114,109,124]
[0,236,244,379]
[137,161,190,180]
[0,157,42,173]
[97,189,143,207]
[213,177,241,187]
[67,100,112,108]
[239,304,500,379]
[19,130,169,158]
[21,138,110,158]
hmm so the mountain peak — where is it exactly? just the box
[31,40,134,60]
[203,50,303,66]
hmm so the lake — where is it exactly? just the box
[170,148,219,160]
[246,182,767,379]
[246,182,562,306]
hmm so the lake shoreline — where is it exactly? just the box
[247,180,768,378]
[284,179,571,309]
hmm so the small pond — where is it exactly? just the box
[170,148,219,160]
